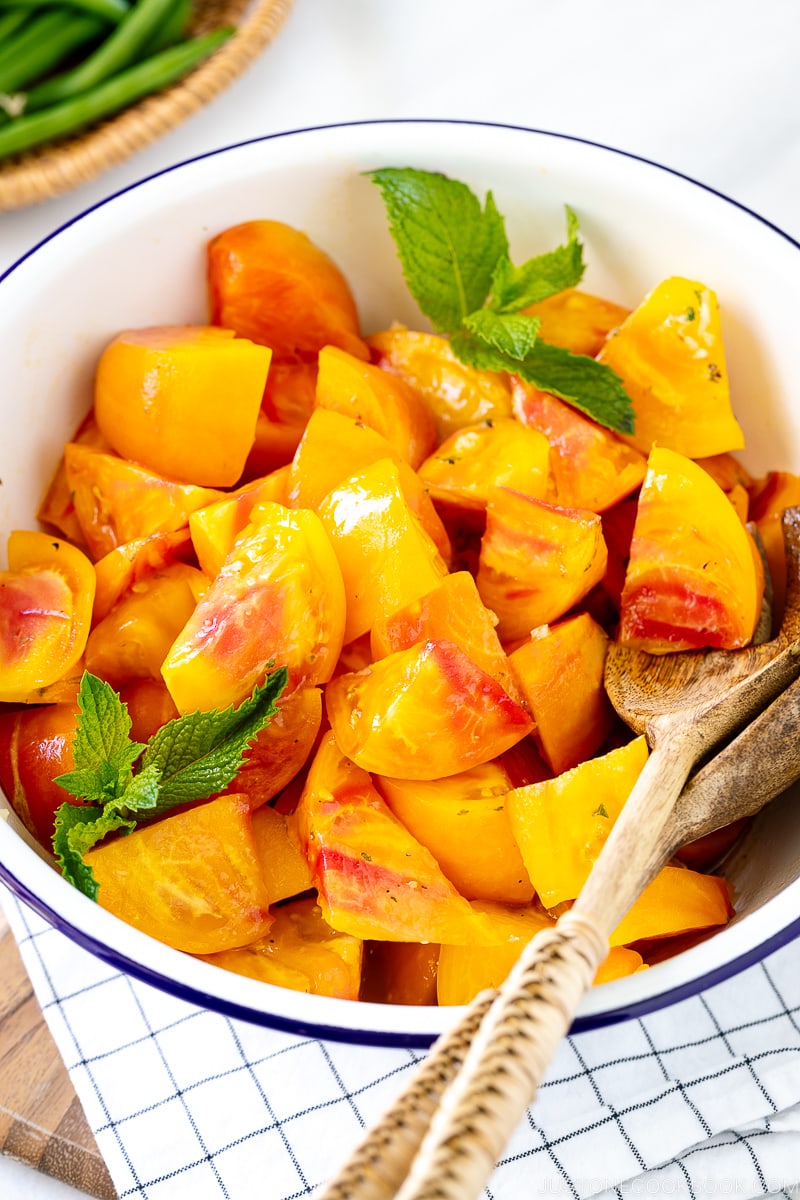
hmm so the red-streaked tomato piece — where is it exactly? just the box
[162,502,346,713]
[326,639,532,780]
[477,488,608,642]
[510,378,646,512]
[619,447,764,652]
[0,702,81,847]
[64,442,222,561]
[207,220,367,360]
[0,531,95,702]
[369,570,521,704]
[295,733,498,945]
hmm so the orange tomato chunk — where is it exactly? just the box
[199,898,363,1000]
[507,736,649,907]
[418,418,550,512]
[620,447,764,652]
[296,733,496,944]
[92,529,193,624]
[207,220,367,360]
[64,443,221,561]
[508,613,616,774]
[511,379,646,512]
[609,866,733,946]
[326,640,532,780]
[378,761,534,904]
[477,489,608,642]
[229,687,323,808]
[361,942,440,1006]
[94,326,271,487]
[316,345,437,468]
[85,793,274,955]
[189,469,290,578]
[598,276,745,457]
[368,329,512,439]
[250,805,313,903]
[521,288,630,356]
[162,502,345,712]
[0,531,95,702]
[317,458,448,644]
[437,902,644,1005]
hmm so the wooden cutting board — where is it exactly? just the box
[0,908,116,1198]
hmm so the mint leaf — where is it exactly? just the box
[489,206,585,313]
[140,668,288,811]
[368,167,508,333]
[115,763,162,816]
[462,310,540,360]
[512,340,635,434]
[52,803,135,901]
[55,673,143,803]
[451,326,535,375]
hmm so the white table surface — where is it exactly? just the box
[2,0,799,1194]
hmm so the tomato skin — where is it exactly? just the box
[207,220,367,361]
[162,502,346,713]
[0,702,82,847]
[619,447,763,652]
[0,532,96,703]
[326,639,533,780]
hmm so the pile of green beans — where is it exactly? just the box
[0,0,234,161]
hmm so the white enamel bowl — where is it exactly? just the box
[1,120,799,1046]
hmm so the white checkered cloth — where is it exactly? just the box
[3,889,800,1200]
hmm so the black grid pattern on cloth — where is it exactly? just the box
[6,893,800,1200]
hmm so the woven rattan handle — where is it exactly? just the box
[392,911,608,1200]
[317,992,497,1200]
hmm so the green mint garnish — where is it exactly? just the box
[367,167,508,334]
[488,206,584,312]
[369,168,634,434]
[52,668,288,900]
[593,804,609,819]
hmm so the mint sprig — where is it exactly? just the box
[369,168,633,434]
[368,167,508,333]
[52,668,288,900]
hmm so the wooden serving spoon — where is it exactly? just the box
[317,508,800,1200]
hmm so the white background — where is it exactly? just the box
[1,0,799,1194]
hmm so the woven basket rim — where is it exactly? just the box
[0,0,294,212]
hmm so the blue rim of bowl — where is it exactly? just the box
[2,118,800,1048]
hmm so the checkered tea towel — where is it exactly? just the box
[3,889,800,1200]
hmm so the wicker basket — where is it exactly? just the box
[0,0,294,211]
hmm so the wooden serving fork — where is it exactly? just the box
[317,508,800,1200]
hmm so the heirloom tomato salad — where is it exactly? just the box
[0,168,791,1006]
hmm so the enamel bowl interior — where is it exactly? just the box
[1,120,799,1047]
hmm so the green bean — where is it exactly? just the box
[24,0,190,113]
[139,0,192,57]
[0,10,105,93]
[0,27,235,161]
[0,7,28,41]
[0,0,129,22]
